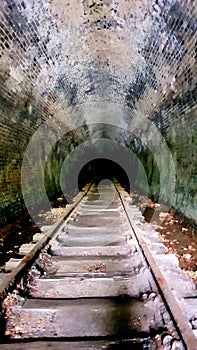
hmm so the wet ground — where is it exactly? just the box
[130,191,197,287]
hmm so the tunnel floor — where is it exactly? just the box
[0,188,196,289]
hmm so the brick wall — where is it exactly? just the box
[0,0,196,225]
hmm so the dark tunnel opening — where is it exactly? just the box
[78,158,131,191]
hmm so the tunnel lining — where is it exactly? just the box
[0,0,196,225]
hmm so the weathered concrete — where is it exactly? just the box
[56,232,127,246]
[49,244,134,257]
[29,270,153,299]
[6,297,165,338]
[49,256,144,275]
[59,223,129,236]
[32,233,45,243]
[5,258,23,271]
[18,243,37,255]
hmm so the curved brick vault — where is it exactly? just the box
[0,0,196,225]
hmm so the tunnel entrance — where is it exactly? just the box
[78,158,130,190]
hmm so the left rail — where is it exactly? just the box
[0,183,91,300]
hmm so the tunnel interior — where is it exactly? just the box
[0,0,196,228]
[78,158,131,190]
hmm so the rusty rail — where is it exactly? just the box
[0,184,91,300]
[116,185,197,350]
[0,182,196,350]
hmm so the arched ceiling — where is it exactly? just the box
[0,0,196,139]
[0,0,196,223]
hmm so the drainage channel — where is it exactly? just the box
[0,182,196,349]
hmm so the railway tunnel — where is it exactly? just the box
[0,0,196,228]
[0,1,196,347]
[1,0,197,257]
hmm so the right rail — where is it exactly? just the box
[0,181,196,349]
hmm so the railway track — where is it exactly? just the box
[0,181,197,349]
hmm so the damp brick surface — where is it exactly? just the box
[0,0,196,225]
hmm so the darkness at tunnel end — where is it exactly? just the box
[78,159,131,191]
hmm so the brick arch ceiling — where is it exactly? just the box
[0,0,195,131]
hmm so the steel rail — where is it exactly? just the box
[0,183,92,301]
[116,184,197,350]
[0,182,196,350]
